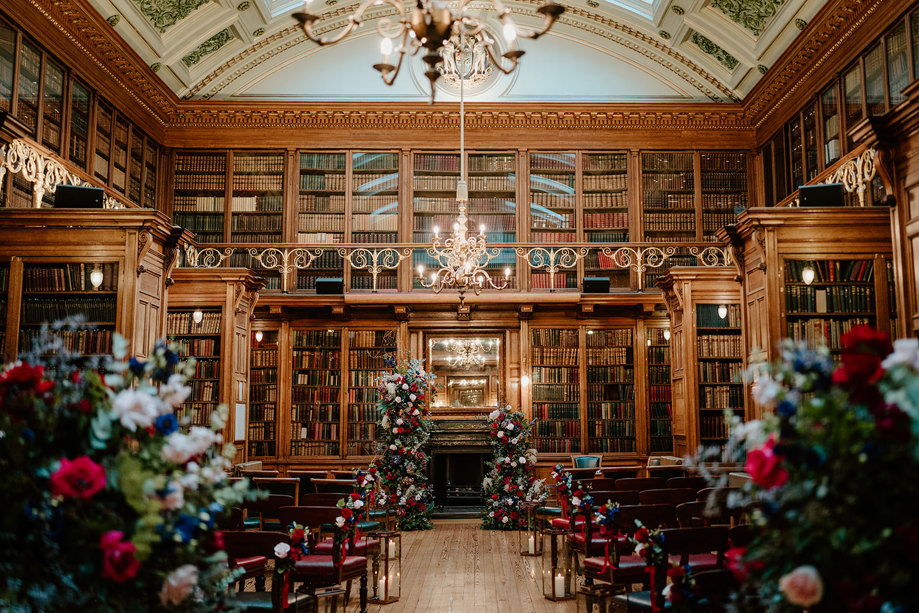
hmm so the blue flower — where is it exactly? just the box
[155,414,178,435]
[128,357,146,377]
[173,513,198,542]
[777,400,797,418]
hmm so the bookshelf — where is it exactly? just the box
[696,303,744,447]
[529,154,577,290]
[174,152,227,244]
[248,329,279,458]
[94,101,113,184]
[0,262,9,362]
[41,58,64,153]
[18,262,118,356]
[467,153,517,289]
[531,328,580,454]
[647,327,673,454]
[583,152,630,290]
[143,139,158,210]
[128,129,144,204]
[352,151,400,290]
[17,39,40,134]
[0,19,13,114]
[642,152,696,243]
[346,328,397,456]
[291,329,342,457]
[112,115,129,194]
[700,152,746,242]
[297,152,346,290]
[585,327,635,453]
[167,309,223,428]
[231,151,284,247]
[69,80,91,171]
[412,153,460,286]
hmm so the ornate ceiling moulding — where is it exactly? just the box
[186,0,738,103]
[35,0,178,124]
[742,0,887,129]
[165,106,752,131]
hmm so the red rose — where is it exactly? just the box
[100,531,140,582]
[833,325,892,393]
[207,529,225,554]
[350,492,360,500]
[50,456,107,499]
[667,565,684,579]
[0,362,55,419]
[341,507,353,519]
[745,435,788,489]
[634,527,649,543]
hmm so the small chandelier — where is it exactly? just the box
[293,0,564,102]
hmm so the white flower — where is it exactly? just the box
[395,397,402,403]
[159,564,198,606]
[274,542,291,559]
[662,583,673,600]
[511,438,519,445]
[882,338,919,370]
[412,409,420,416]
[507,423,515,430]
[161,374,192,409]
[112,388,158,431]
[571,496,581,507]
[752,375,783,410]
[501,516,509,523]
[402,383,409,390]
[354,499,364,509]
[389,444,397,451]
[497,431,505,438]
[488,409,500,421]
[381,414,390,429]
[511,461,518,467]
[409,394,416,401]
[396,418,403,425]
[335,516,346,528]
[489,511,495,517]
[519,456,527,464]
[161,432,196,464]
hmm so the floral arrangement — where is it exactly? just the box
[374,358,435,531]
[274,522,309,576]
[550,464,573,517]
[0,325,249,610]
[661,564,699,612]
[594,502,619,535]
[524,478,549,504]
[481,404,537,530]
[719,325,919,612]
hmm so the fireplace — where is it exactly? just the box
[428,418,491,510]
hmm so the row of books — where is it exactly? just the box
[697,335,743,358]
[700,153,746,172]
[249,388,277,406]
[348,424,379,440]
[232,175,283,191]
[230,233,281,243]
[175,175,226,190]
[19,329,112,354]
[584,212,629,228]
[697,304,741,327]
[173,196,225,212]
[585,231,629,242]
[290,441,340,456]
[587,420,636,437]
[352,232,398,243]
[349,355,391,371]
[291,387,340,403]
[642,154,693,172]
[230,195,284,212]
[290,404,339,421]
[292,422,339,441]
[292,329,341,347]
[587,328,633,345]
[350,330,395,347]
[532,384,580,402]
[301,174,347,191]
[189,360,220,379]
[642,173,693,190]
[23,263,119,292]
[171,339,219,357]
[531,273,572,289]
[533,403,580,419]
[412,196,511,213]
[644,213,695,230]
[785,259,874,284]
[353,175,398,191]
[22,297,115,324]
[588,438,636,452]
[534,438,580,453]
[348,370,383,386]
[347,388,379,403]
[347,442,378,456]
[533,420,581,437]
[231,215,282,232]
[413,154,460,171]
[187,380,219,402]
[413,214,516,231]
[585,366,634,382]
[300,153,347,170]
[177,405,215,427]
[587,384,635,402]
[786,317,873,350]
[699,385,744,408]
[530,192,575,207]
[531,367,580,383]
[247,422,276,441]
[648,346,671,363]
[649,368,671,385]
[528,231,576,242]
[700,415,732,440]
[649,420,673,436]
[587,402,635,419]
[296,232,342,244]
[354,153,399,170]
[293,370,341,386]
[167,311,221,335]
[530,154,575,171]
[248,441,276,457]
[532,328,579,347]
[351,274,398,290]
[176,155,226,173]
[700,173,746,191]
[348,405,383,422]
[175,213,224,232]
[532,348,579,366]
[299,194,346,212]
[582,154,628,171]
[785,285,875,314]
[583,192,628,208]
[234,154,284,173]
[251,350,278,368]
[702,193,747,208]
[296,214,343,232]
[586,349,633,366]
[700,361,742,382]
[650,401,672,418]
[468,155,515,172]
[702,212,738,232]
[353,215,399,232]
[581,174,627,191]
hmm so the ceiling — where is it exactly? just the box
[87,0,829,104]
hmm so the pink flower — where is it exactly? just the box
[99,531,141,583]
[159,564,199,605]
[779,565,824,608]
[50,456,106,499]
[745,435,788,489]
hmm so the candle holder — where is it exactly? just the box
[369,530,400,604]
[577,584,614,613]
[541,528,574,601]
[518,501,542,557]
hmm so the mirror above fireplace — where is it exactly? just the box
[427,335,502,414]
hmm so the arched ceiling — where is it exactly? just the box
[87,0,830,103]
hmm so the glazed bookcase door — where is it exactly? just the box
[582,152,630,290]
[351,151,400,290]
[346,328,397,456]
[642,152,696,243]
[290,329,342,457]
[529,152,577,289]
[167,309,223,428]
[585,327,636,453]
[531,327,581,454]
[173,152,227,244]
[297,151,346,291]
[248,329,279,458]
[647,327,673,454]
[695,303,743,448]
[0,262,9,362]
[412,152,460,289]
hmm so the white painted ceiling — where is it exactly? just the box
[89,0,829,103]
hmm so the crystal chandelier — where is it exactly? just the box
[446,338,487,368]
[292,0,564,102]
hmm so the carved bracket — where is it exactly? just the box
[136,230,153,275]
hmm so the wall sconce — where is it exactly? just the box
[89,264,104,290]
[802,265,816,285]
[254,330,263,343]
[663,329,671,341]
[717,304,728,320]
[192,310,203,324]
[647,338,652,346]
[521,374,530,387]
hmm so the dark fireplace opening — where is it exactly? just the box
[431,451,490,509]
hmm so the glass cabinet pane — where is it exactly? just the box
[173,152,226,243]
[865,44,886,116]
[41,58,64,152]
[69,80,90,170]
[788,115,803,188]
[642,152,695,242]
[297,152,344,290]
[886,23,909,107]
[17,39,40,133]
[803,103,818,181]
[530,152,577,255]
[583,152,630,290]
[93,102,113,183]
[352,151,399,244]
[0,19,14,113]
[844,64,863,150]
[912,10,919,79]
[821,85,841,165]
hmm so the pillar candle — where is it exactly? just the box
[554,573,564,598]
[378,576,386,598]
[388,540,396,559]
[528,535,535,555]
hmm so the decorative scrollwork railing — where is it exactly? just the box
[514,246,588,292]
[688,245,733,267]
[824,148,877,207]
[601,246,676,291]
[339,247,411,293]
[248,247,324,293]
[183,244,233,268]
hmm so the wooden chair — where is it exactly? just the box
[599,465,643,480]
[279,506,369,613]
[313,478,357,494]
[611,568,737,612]
[289,470,329,505]
[278,506,381,558]
[297,494,382,534]
[330,469,360,479]
[241,469,281,478]
[590,490,640,507]
[677,499,743,527]
[579,478,618,491]
[645,464,686,480]
[637,488,697,506]
[570,454,603,470]
[223,530,313,611]
[614,477,666,491]
[244,494,295,532]
[661,525,730,571]
[253,477,300,506]
[665,476,708,491]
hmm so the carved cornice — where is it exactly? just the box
[742,0,888,129]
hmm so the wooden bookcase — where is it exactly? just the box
[167,268,264,443]
[583,152,631,290]
[529,153,577,290]
[700,152,747,242]
[647,326,673,454]
[346,328,397,456]
[174,151,227,244]
[290,329,342,458]
[721,208,897,407]
[351,151,400,289]
[248,328,279,458]
[0,209,181,361]
[659,266,744,456]
[585,327,636,453]
[296,151,345,290]
[530,327,581,454]
[642,152,696,243]
[230,151,284,244]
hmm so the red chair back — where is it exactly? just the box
[616,504,678,533]
[638,488,696,506]
[659,526,730,566]
[313,478,356,494]
[614,477,666,491]
[590,490,639,506]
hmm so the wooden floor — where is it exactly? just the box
[360,519,579,613]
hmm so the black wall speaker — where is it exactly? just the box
[315,277,344,294]
[54,184,105,208]
[583,276,610,293]
[798,183,846,207]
